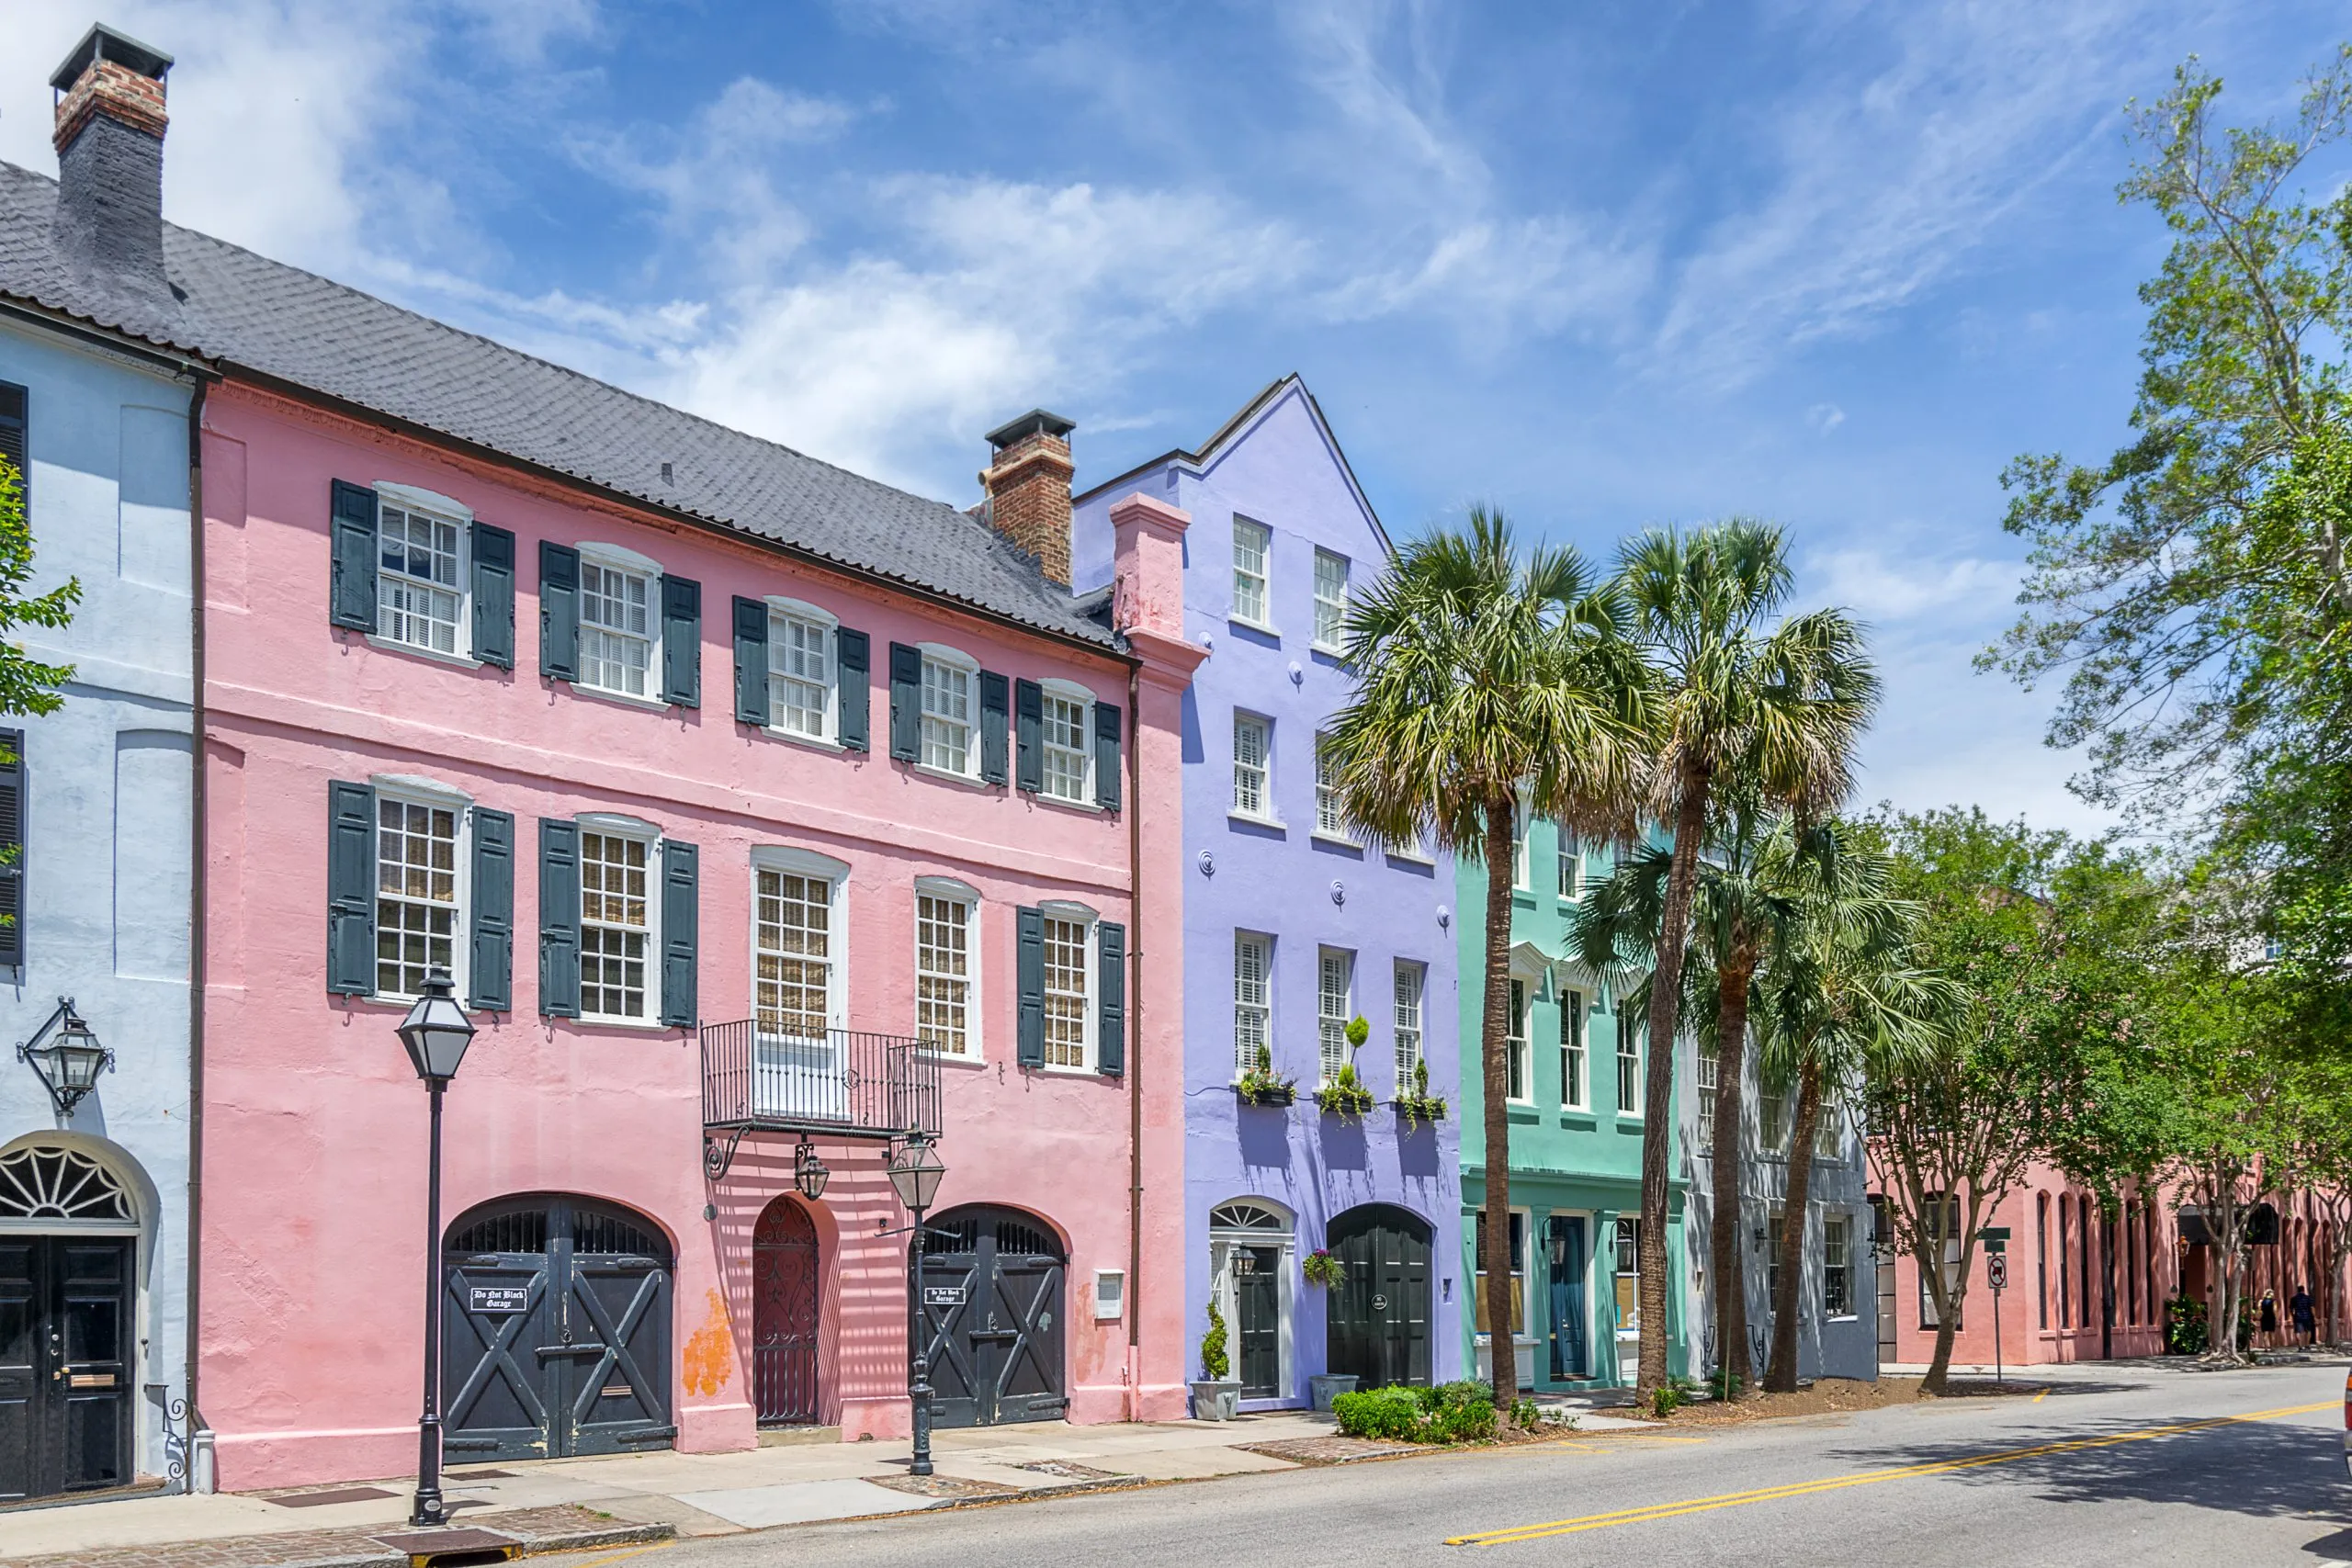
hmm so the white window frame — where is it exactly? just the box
[371,776,471,1002]
[372,483,471,662]
[1234,931,1273,1079]
[1313,732,1352,842]
[1507,978,1532,1105]
[918,642,981,780]
[1511,796,1531,890]
[1814,1094,1844,1162]
[1037,899,1097,1074]
[1761,1081,1789,1152]
[1824,1213,1855,1320]
[1038,677,1096,806]
[577,814,661,1025]
[1393,960,1425,1086]
[1614,1011,1641,1118]
[1473,1206,1534,1346]
[1556,825,1581,900]
[1232,711,1274,822]
[574,542,663,704]
[1317,947,1354,1088]
[1209,1199,1297,1401]
[1312,547,1349,651]
[1696,1042,1718,1147]
[1613,1216,1642,1338]
[1231,516,1272,629]
[913,875,981,1061]
[751,845,851,1038]
[1560,988,1586,1111]
[766,596,838,745]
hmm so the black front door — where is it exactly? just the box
[1234,1246,1282,1398]
[915,1207,1067,1427]
[1325,1205,1431,1391]
[443,1197,673,1462]
[0,1235,134,1502]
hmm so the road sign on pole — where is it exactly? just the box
[1987,1254,2009,1290]
[1986,1252,2007,1382]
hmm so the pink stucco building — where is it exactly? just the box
[178,259,1194,1483]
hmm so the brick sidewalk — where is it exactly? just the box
[0,1505,669,1568]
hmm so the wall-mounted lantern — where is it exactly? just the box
[17,997,111,1115]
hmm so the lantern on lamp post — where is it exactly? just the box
[887,1131,947,1477]
[395,967,475,1529]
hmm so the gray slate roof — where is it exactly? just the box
[0,160,1114,648]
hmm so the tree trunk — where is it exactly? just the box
[1480,798,1521,1408]
[1709,948,1755,1393]
[1637,769,1710,1400]
[1923,1307,1960,1396]
[1766,1059,1823,1393]
[2099,1210,2114,1360]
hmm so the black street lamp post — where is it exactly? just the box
[885,1131,946,1478]
[395,967,476,1529]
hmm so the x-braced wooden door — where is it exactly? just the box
[914,1207,1067,1427]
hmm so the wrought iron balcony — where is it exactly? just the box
[700,1021,943,1178]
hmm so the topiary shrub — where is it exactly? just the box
[1201,1297,1230,1381]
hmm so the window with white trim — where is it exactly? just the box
[1696,1043,1718,1146]
[1317,947,1352,1086]
[769,608,833,739]
[377,794,460,998]
[579,829,651,1021]
[1814,1094,1843,1161]
[1041,685,1091,803]
[1232,517,1272,626]
[1561,990,1587,1110]
[755,865,834,1039]
[1393,961,1424,1083]
[1615,1011,1641,1115]
[1041,911,1091,1069]
[377,501,464,656]
[1761,1081,1788,1151]
[1233,713,1271,818]
[579,557,654,697]
[921,651,976,775]
[1768,1211,1785,1301]
[1234,931,1272,1077]
[1824,1214,1853,1316]
[1507,978,1531,1102]
[1315,733,1345,837]
[1614,1217,1641,1332]
[1511,798,1531,889]
[1312,548,1348,649]
[1556,825,1581,900]
[915,888,974,1056]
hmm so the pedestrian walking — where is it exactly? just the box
[2291,1284,2315,1347]
[2259,1290,2278,1347]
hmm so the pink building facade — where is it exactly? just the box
[196,377,1194,1489]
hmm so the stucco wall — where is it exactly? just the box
[198,384,1183,1489]
[0,317,195,1486]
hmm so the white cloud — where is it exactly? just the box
[1804,545,2018,622]
[1805,401,1845,434]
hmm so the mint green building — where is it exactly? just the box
[1456,819,1697,1391]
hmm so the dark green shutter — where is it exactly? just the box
[469,808,514,1010]
[538,541,579,681]
[836,627,870,751]
[888,642,922,762]
[660,840,698,1027]
[469,522,515,669]
[0,382,28,509]
[329,480,379,631]
[538,818,580,1018]
[1016,906,1045,1067]
[1093,699,1123,811]
[978,671,1009,784]
[326,780,377,995]
[0,728,23,970]
[1014,679,1044,794]
[661,574,701,707]
[1097,919,1126,1077]
[732,596,769,726]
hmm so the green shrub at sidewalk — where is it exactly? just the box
[1331,1381,1499,1444]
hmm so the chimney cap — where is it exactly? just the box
[50,23,173,93]
[985,410,1075,450]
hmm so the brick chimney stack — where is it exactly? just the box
[979,410,1077,587]
[50,24,174,299]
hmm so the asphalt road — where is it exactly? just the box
[574,1361,2352,1568]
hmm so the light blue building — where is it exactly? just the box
[1,25,203,1503]
[1071,377,1462,1410]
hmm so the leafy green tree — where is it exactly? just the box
[1325,507,1647,1407]
[1616,522,1877,1399]
[0,455,80,953]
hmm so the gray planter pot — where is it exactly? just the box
[1189,1380,1243,1421]
[1309,1373,1360,1412]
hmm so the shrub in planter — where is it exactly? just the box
[1315,1063,1378,1118]
[1201,1297,1230,1382]
[1394,1057,1449,1129]
[1236,1043,1297,1107]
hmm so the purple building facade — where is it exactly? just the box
[1072,377,1463,1408]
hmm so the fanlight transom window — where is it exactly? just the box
[0,1145,135,1224]
[1209,1201,1289,1234]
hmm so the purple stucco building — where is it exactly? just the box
[1073,377,1463,1408]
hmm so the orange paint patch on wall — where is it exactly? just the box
[683,1289,733,1398]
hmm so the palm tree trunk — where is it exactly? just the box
[1480,798,1521,1408]
[1766,1059,1823,1393]
[1637,767,1710,1399]
[1710,949,1754,1393]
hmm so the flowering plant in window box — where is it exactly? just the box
[1393,1057,1450,1131]
[1236,1044,1296,1108]
[1315,1062,1377,1119]
[1301,1247,1344,1289]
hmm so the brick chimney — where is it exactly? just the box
[49,24,174,299]
[979,410,1076,586]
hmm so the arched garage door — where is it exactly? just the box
[1325,1203,1432,1391]
[441,1194,673,1461]
[914,1206,1066,1427]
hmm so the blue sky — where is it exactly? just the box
[6,0,2346,834]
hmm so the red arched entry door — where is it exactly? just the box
[753,1197,821,1425]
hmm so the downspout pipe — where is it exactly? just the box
[183,371,212,1489]
[1126,662,1144,1419]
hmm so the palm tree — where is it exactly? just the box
[1617,522,1877,1400]
[1752,827,1957,1393]
[1325,507,1647,1408]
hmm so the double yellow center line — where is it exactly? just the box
[1446,1399,2337,1545]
